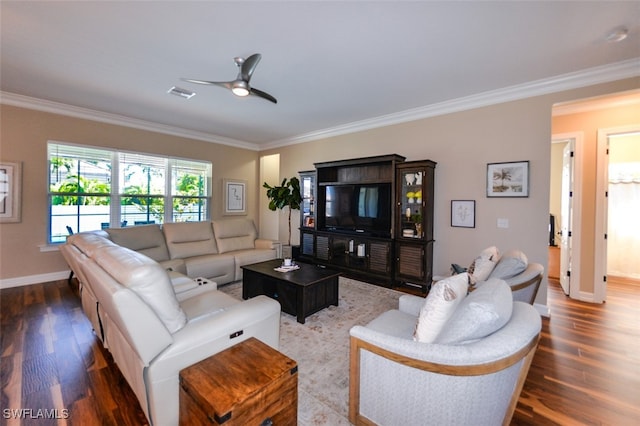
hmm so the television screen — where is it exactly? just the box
[324,183,391,237]
[358,186,379,218]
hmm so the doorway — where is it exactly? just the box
[594,126,640,302]
[552,90,640,303]
[550,132,583,299]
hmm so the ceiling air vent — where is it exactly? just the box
[167,86,195,99]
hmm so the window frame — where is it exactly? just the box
[47,141,212,244]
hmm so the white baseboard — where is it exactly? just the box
[0,270,71,289]
[576,290,598,303]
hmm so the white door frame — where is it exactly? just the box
[594,124,640,303]
[552,132,583,301]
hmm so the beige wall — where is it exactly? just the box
[262,77,639,307]
[552,99,640,293]
[1,76,638,307]
[0,105,260,281]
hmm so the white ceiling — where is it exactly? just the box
[2,1,639,150]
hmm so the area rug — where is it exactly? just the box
[218,277,405,425]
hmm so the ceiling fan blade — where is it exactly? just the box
[181,78,232,89]
[240,53,262,82]
[250,87,277,104]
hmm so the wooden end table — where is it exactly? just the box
[179,337,298,425]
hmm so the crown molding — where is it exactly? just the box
[0,92,260,151]
[2,58,638,151]
[552,88,640,116]
[263,58,640,150]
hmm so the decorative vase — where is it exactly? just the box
[405,174,415,185]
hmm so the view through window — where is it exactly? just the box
[48,142,211,243]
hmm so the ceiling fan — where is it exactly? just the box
[182,53,277,104]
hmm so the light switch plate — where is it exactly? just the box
[497,218,509,228]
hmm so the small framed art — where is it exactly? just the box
[451,200,475,228]
[487,161,529,197]
[224,179,246,215]
[0,161,22,223]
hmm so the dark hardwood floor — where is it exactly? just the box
[1,277,638,425]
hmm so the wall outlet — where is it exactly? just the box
[497,218,509,228]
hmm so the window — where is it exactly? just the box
[48,142,211,243]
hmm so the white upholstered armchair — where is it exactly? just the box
[500,262,544,304]
[349,278,541,426]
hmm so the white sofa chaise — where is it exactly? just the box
[61,231,281,426]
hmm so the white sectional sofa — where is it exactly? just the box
[104,218,279,285]
[59,219,282,425]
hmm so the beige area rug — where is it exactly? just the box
[218,277,405,425]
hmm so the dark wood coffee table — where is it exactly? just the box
[242,259,341,324]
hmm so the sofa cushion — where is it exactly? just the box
[179,288,239,320]
[184,253,235,283]
[435,278,513,345]
[212,218,257,254]
[366,309,417,340]
[94,245,187,333]
[413,273,469,343]
[106,224,170,262]
[489,249,528,280]
[162,222,218,259]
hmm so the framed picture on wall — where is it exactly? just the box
[487,161,529,197]
[451,200,475,228]
[0,161,22,223]
[224,179,246,215]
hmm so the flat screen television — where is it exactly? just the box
[323,183,391,237]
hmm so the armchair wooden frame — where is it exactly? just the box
[511,271,543,304]
[348,333,540,426]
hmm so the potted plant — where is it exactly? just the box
[263,177,303,248]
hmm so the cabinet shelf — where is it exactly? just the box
[396,160,437,293]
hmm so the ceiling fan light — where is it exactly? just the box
[605,26,629,43]
[231,81,250,97]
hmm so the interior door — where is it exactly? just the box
[559,142,573,295]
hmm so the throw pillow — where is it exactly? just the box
[434,278,513,345]
[413,273,469,343]
[481,245,500,260]
[489,249,528,280]
[467,246,500,285]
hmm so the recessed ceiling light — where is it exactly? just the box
[167,86,196,99]
[605,26,629,43]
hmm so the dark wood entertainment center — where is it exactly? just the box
[298,154,436,293]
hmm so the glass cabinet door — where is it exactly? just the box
[300,172,315,229]
[399,168,425,239]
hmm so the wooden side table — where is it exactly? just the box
[179,338,298,425]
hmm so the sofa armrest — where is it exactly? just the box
[398,294,425,316]
[143,295,281,425]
